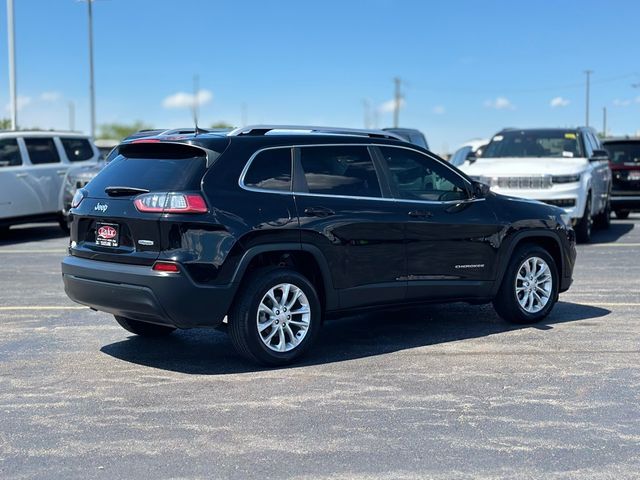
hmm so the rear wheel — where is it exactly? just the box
[575,193,593,243]
[114,316,176,337]
[594,197,611,229]
[493,245,559,324]
[228,268,321,366]
[614,210,630,219]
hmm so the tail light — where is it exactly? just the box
[134,192,208,213]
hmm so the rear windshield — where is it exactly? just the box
[482,130,584,159]
[604,142,640,164]
[86,155,206,195]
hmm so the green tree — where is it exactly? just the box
[0,118,11,129]
[98,121,153,140]
[210,121,234,129]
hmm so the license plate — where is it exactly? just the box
[96,222,119,247]
[628,171,640,181]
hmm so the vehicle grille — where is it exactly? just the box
[75,180,90,189]
[496,176,553,189]
[543,199,576,208]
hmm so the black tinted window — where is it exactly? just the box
[61,138,94,162]
[604,142,640,164]
[300,146,381,198]
[0,138,22,167]
[24,137,60,164]
[380,147,468,202]
[244,148,292,191]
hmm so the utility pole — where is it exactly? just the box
[68,101,76,131]
[192,74,199,128]
[6,0,17,130]
[584,70,593,127]
[87,0,96,137]
[362,99,371,129]
[602,106,607,137]
[393,77,402,128]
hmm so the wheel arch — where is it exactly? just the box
[229,243,339,312]
[491,231,565,297]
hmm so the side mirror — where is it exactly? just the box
[590,149,609,162]
[473,181,491,198]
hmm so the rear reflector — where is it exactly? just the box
[134,192,208,213]
[152,262,180,273]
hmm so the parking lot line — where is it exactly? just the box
[584,243,640,247]
[0,249,66,254]
[0,306,85,311]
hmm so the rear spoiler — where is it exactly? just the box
[118,141,224,168]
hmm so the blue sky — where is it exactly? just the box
[0,0,638,152]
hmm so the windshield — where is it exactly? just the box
[604,141,640,164]
[482,130,584,159]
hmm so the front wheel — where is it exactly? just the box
[228,268,321,366]
[114,316,176,337]
[575,194,593,243]
[493,245,559,324]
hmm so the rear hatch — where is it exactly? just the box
[69,140,226,265]
[604,140,640,194]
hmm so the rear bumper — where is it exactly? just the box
[61,255,234,328]
[611,195,640,210]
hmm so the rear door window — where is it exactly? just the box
[299,146,382,198]
[244,148,292,191]
[24,137,61,164]
[0,138,22,167]
[61,138,94,162]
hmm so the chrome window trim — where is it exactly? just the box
[239,143,481,206]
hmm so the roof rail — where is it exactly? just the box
[227,125,405,141]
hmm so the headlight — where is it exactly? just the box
[552,174,581,184]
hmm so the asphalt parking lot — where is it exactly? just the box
[1,218,639,479]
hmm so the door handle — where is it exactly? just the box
[304,207,335,218]
[16,173,28,178]
[408,210,433,218]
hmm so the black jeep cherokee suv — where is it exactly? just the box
[62,126,576,365]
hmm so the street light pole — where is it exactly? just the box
[6,0,17,130]
[584,70,593,127]
[393,77,402,128]
[87,0,96,138]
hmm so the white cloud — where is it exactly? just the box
[5,95,31,112]
[613,98,632,107]
[550,96,570,108]
[40,91,61,102]
[378,98,405,113]
[162,89,213,109]
[432,105,446,115]
[484,96,515,110]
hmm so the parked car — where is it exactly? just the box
[94,139,119,160]
[449,139,489,168]
[382,128,429,149]
[0,131,99,234]
[62,125,576,366]
[602,137,640,219]
[460,128,611,243]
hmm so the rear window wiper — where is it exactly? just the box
[104,186,150,197]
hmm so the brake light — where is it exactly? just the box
[152,261,180,273]
[71,189,86,208]
[134,192,208,213]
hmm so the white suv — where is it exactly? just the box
[0,131,99,234]
[460,128,611,242]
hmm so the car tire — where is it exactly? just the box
[114,316,176,337]
[615,210,630,220]
[575,193,593,243]
[59,216,70,234]
[493,244,559,324]
[228,268,321,366]
[594,198,611,229]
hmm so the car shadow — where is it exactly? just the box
[0,223,67,246]
[100,301,611,375]
[590,219,635,244]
